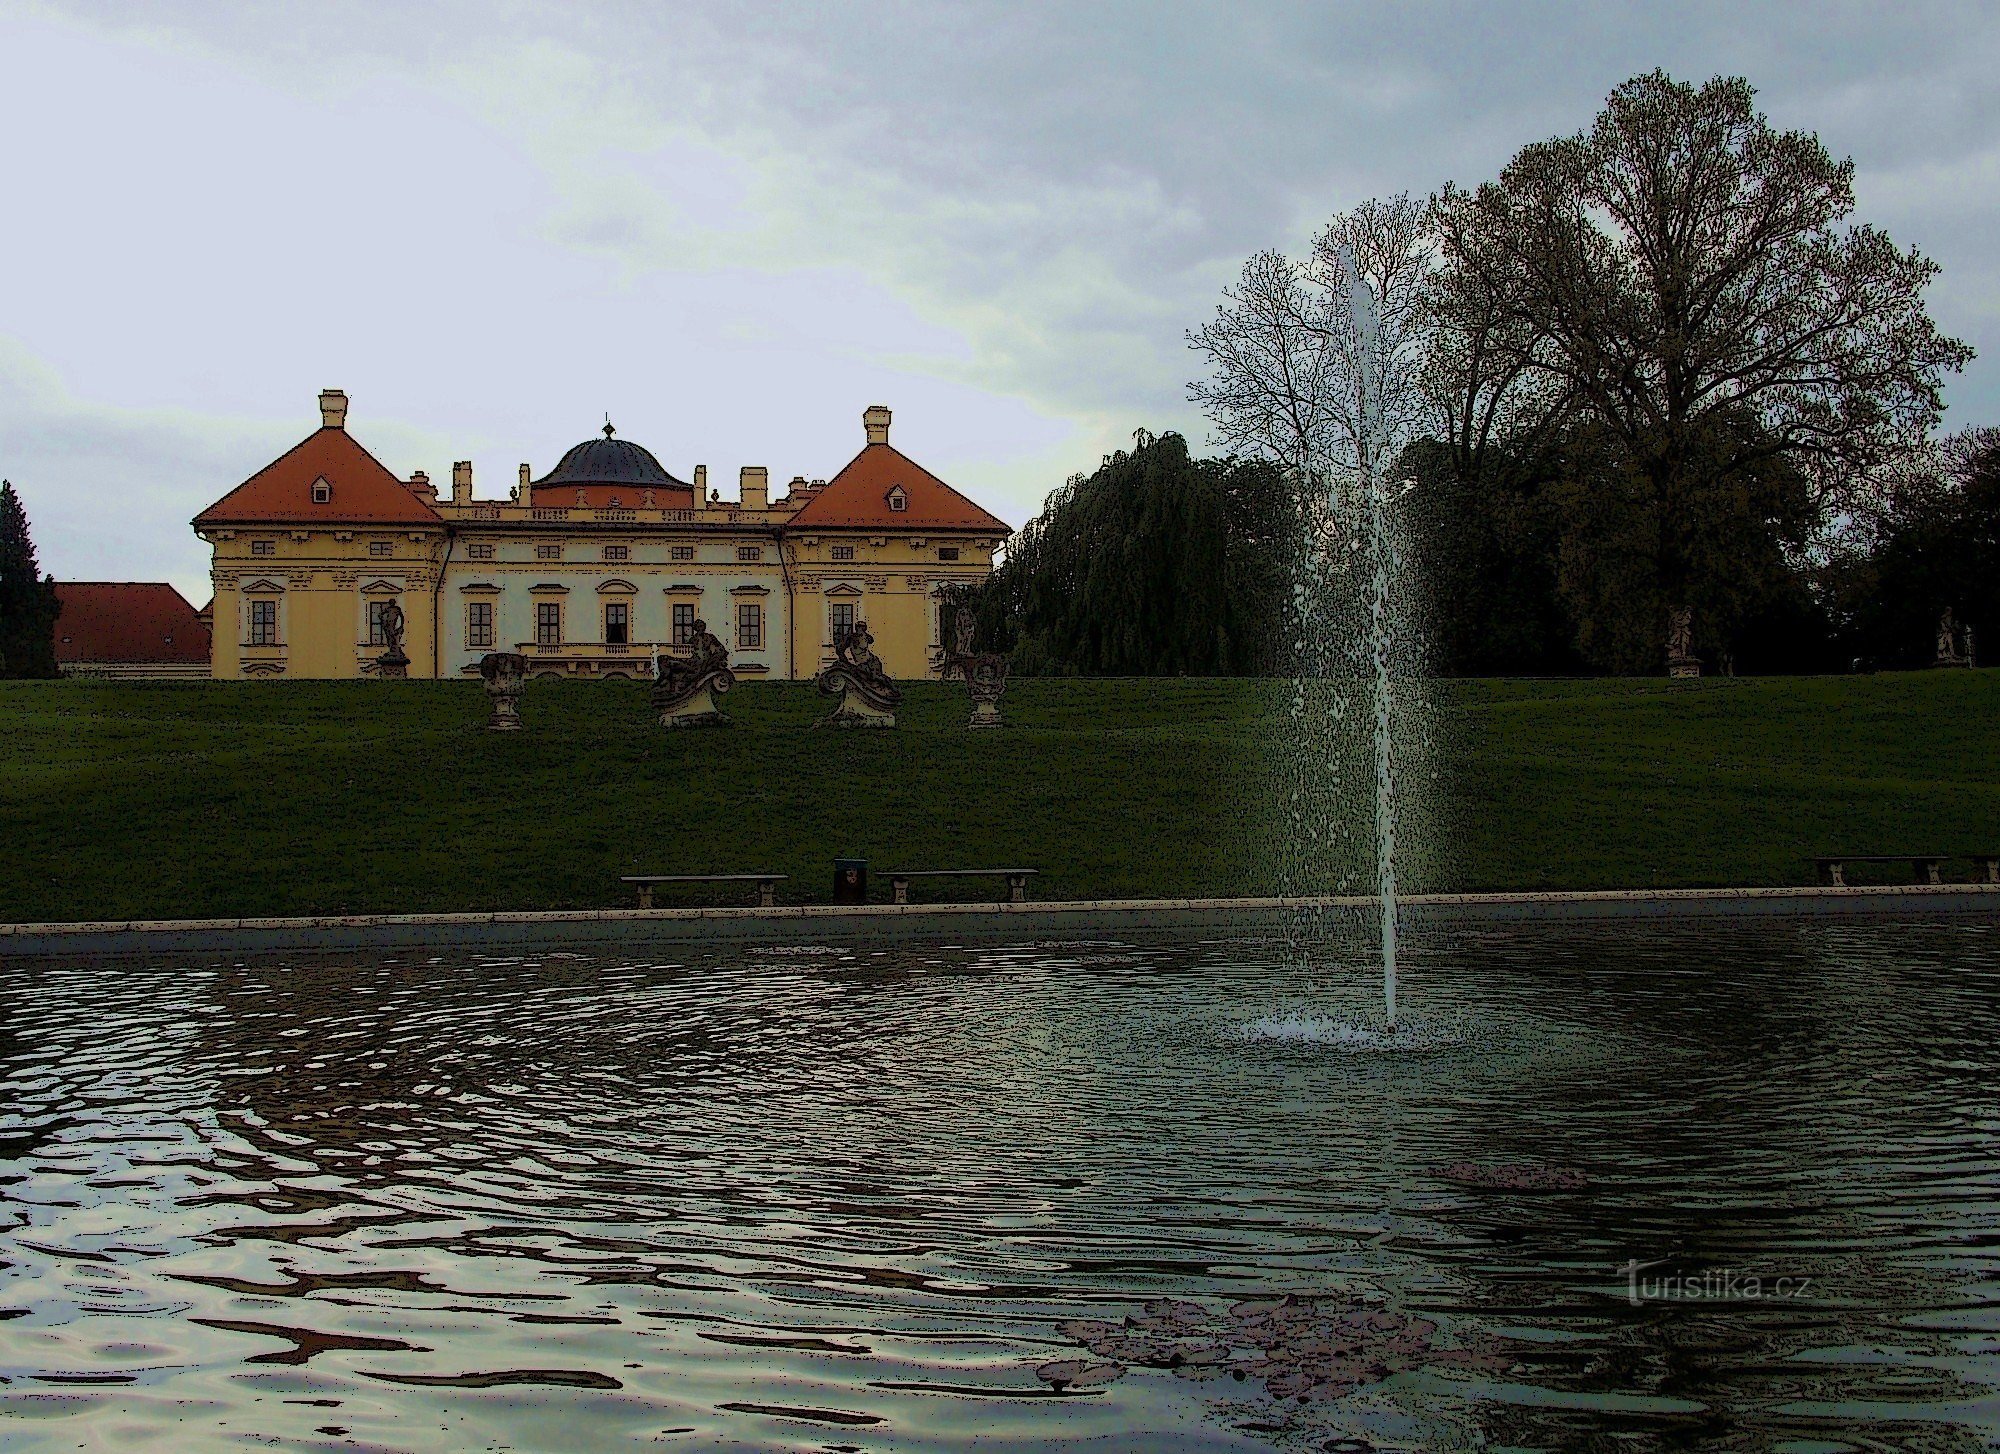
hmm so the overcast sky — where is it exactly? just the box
[4,1,1998,604]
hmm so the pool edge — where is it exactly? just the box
[3,885,1996,958]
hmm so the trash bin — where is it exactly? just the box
[833,858,868,905]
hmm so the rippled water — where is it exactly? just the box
[3,923,1998,1450]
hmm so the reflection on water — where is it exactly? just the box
[2,924,1998,1450]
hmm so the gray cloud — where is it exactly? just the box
[6,0,1998,599]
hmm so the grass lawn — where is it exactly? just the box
[2,672,1996,922]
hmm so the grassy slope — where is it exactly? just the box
[1,673,1995,922]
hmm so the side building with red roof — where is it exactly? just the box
[192,393,1009,681]
[53,582,211,678]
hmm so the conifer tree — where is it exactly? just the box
[0,480,62,678]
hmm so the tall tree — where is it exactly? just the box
[0,480,62,678]
[1441,71,1972,669]
[1832,428,2000,668]
[961,432,1289,676]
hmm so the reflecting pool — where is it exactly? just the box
[3,923,1998,1450]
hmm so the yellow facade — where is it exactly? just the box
[194,398,1007,682]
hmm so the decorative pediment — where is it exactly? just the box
[529,582,570,595]
[664,582,703,595]
[243,578,285,594]
[596,578,638,595]
[824,582,863,599]
[360,579,403,595]
[729,584,770,596]
[458,582,502,595]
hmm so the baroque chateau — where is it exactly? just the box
[192,392,1009,682]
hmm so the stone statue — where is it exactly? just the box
[652,618,734,726]
[375,598,410,679]
[478,651,528,730]
[940,603,1010,728]
[816,619,901,727]
[1666,606,1698,679]
[1936,608,1969,668]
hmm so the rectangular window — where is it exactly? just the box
[737,546,762,562]
[369,541,392,557]
[737,601,762,649]
[248,599,277,645]
[670,545,695,561]
[605,602,630,645]
[830,545,855,561]
[672,602,696,645]
[536,543,562,561]
[466,543,495,560]
[535,601,561,645]
[937,546,960,561]
[251,540,274,557]
[466,601,495,649]
[603,544,629,562]
[830,601,855,641]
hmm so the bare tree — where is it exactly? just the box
[1445,70,1973,668]
[1190,193,1438,543]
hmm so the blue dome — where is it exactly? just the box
[534,426,689,490]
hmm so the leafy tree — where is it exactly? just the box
[1833,429,2000,668]
[959,432,1290,676]
[1436,70,1971,670]
[0,480,61,679]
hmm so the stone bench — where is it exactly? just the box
[621,874,787,909]
[1814,855,2000,887]
[887,868,1040,905]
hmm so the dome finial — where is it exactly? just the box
[602,414,616,439]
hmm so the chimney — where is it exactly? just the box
[409,470,435,499]
[319,389,348,429]
[693,464,708,496]
[740,466,768,511]
[518,463,531,500]
[863,404,891,445]
[451,460,473,505]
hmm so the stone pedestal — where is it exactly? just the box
[375,648,410,680]
[820,686,897,728]
[969,698,1002,728]
[657,682,731,728]
[1667,655,1701,679]
[479,651,527,730]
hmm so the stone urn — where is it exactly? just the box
[479,651,528,730]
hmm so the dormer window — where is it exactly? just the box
[887,486,908,512]
[311,478,331,504]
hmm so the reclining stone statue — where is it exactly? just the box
[478,651,528,731]
[816,620,901,728]
[653,620,735,727]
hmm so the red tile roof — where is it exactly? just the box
[54,583,210,664]
[193,427,443,527]
[784,443,1011,533]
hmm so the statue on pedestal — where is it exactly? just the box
[940,605,1009,728]
[1936,608,1970,668]
[374,599,410,679]
[652,619,734,726]
[1666,606,1700,678]
[816,620,900,727]
[479,651,528,730]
